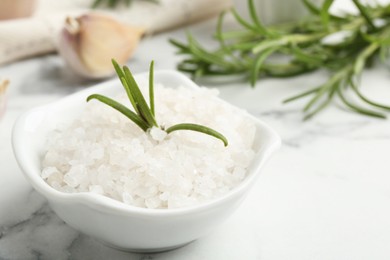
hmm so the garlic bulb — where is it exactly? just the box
[0,79,9,121]
[58,13,145,79]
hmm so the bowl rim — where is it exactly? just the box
[12,70,281,217]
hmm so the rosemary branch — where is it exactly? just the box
[171,0,390,119]
[87,60,229,146]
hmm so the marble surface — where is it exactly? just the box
[2,13,390,260]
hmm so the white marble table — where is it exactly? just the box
[1,16,390,260]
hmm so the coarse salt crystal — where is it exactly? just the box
[149,126,167,142]
[89,185,104,194]
[41,166,59,179]
[41,83,257,209]
[122,192,134,205]
[63,165,86,188]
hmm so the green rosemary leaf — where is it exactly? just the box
[186,33,233,68]
[303,95,332,120]
[283,86,321,103]
[264,62,316,77]
[216,30,257,41]
[352,0,376,31]
[233,42,259,51]
[303,73,339,112]
[302,0,320,14]
[303,66,350,113]
[123,66,158,127]
[149,60,155,117]
[215,12,246,67]
[231,9,259,33]
[353,43,379,75]
[166,123,228,147]
[362,33,390,45]
[252,38,285,54]
[248,0,272,36]
[169,39,191,54]
[350,80,390,111]
[303,81,338,120]
[320,0,334,29]
[290,45,324,66]
[86,94,149,131]
[337,87,386,119]
[112,59,125,79]
[215,11,228,49]
[250,47,279,86]
[194,67,205,79]
[119,76,139,115]
[113,60,141,114]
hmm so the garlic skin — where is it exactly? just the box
[58,13,145,79]
[0,79,9,121]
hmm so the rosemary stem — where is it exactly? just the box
[171,0,390,119]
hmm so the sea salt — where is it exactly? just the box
[41,83,257,209]
[149,127,167,142]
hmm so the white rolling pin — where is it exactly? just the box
[0,0,233,65]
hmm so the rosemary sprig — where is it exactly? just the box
[91,0,158,9]
[87,59,228,146]
[171,0,390,119]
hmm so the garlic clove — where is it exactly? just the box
[58,13,145,79]
[0,79,9,121]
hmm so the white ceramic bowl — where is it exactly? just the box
[12,71,280,252]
